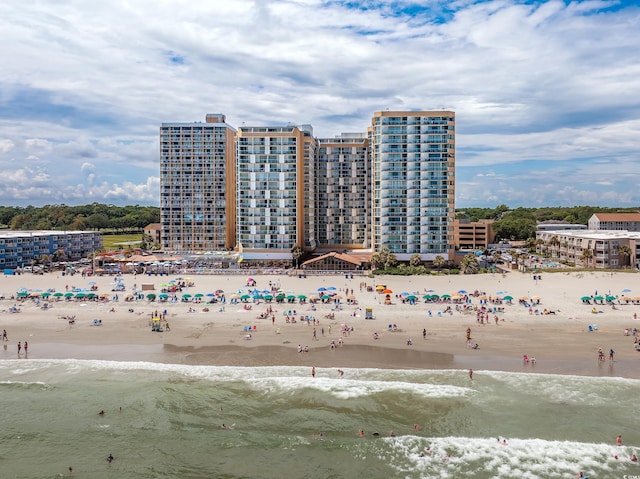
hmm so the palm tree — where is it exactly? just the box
[409,253,422,267]
[618,245,632,268]
[460,253,480,274]
[433,255,446,273]
[580,248,594,268]
[291,245,303,269]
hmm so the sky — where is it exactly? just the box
[1,0,639,208]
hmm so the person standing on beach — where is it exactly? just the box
[311,367,316,378]
[609,348,615,361]
[469,368,473,380]
[24,341,28,355]
[423,328,427,340]
[2,329,7,341]
[17,341,21,355]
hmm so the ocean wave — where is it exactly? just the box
[380,436,638,479]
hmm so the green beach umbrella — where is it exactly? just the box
[53,292,64,297]
[182,294,192,299]
[41,292,51,297]
[286,294,296,300]
[264,294,273,301]
[594,295,604,301]
[75,292,86,298]
[606,295,616,302]
[146,293,156,299]
[253,294,263,300]
[502,295,513,301]
[17,291,28,298]
[86,293,96,299]
[580,296,591,301]
[441,294,451,299]
[297,295,307,300]
[194,293,205,298]
[406,295,417,301]
[64,292,74,298]
[159,293,169,299]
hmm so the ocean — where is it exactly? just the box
[1,360,638,479]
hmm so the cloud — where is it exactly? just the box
[0,0,638,206]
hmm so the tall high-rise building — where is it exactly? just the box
[159,110,456,263]
[235,125,317,261]
[369,111,455,261]
[160,114,236,253]
[316,133,370,250]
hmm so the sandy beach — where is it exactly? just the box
[1,269,639,378]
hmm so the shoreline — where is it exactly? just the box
[2,341,637,380]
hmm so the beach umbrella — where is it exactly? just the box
[401,291,410,297]
[458,290,468,294]
[17,291,28,298]
[75,292,86,298]
[53,292,64,297]
[64,292,74,298]
[531,296,541,301]
[297,295,307,300]
[215,289,224,294]
[182,293,192,299]
[606,295,616,302]
[194,293,204,298]
[332,295,342,300]
[518,296,528,301]
[159,293,169,299]
[309,295,320,301]
[580,296,591,301]
[382,289,393,294]
[286,295,296,301]
[146,293,156,299]
[86,293,96,299]
[441,294,451,299]
[422,294,431,300]
[594,295,604,301]
[406,295,417,301]
[318,287,327,292]
[502,295,513,301]
[41,292,51,298]
[240,294,251,301]
[327,286,337,291]
[623,289,632,293]
[264,294,273,300]
[375,285,385,291]
[253,294,263,300]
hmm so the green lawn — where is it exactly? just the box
[102,233,143,251]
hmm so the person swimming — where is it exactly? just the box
[106,453,114,463]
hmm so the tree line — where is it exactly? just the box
[0,203,159,231]
[458,204,640,242]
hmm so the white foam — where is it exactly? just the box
[380,436,638,479]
